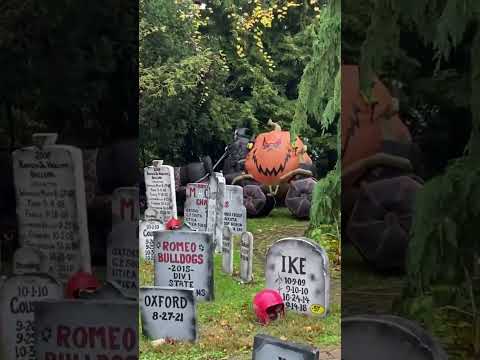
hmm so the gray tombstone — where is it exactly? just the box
[12,134,91,282]
[240,232,254,283]
[154,231,214,302]
[342,315,448,360]
[140,287,197,342]
[139,220,164,262]
[106,223,139,299]
[183,183,209,232]
[214,174,226,253]
[34,300,138,359]
[144,160,177,223]
[112,187,139,225]
[13,247,48,275]
[206,175,217,235]
[252,334,320,360]
[224,185,247,234]
[222,226,234,275]
[0,274,62,360]
[265,238,330,316]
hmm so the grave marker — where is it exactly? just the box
[140,287,197,342]
[154,231,214,302]
[12,133,91,282]
[144,160,177,223]
[252,334,320,360]
[139,220,164,262]
[107,223,139,298]
[34,300,138,360]
[13,247,47,275]
[265,238,329,316]
[183,183,209,232]
[224,185,247,234]
[0,274,62,360]
[240,232,254,283]
[222,226,233,274]
[112,187,139,225]
[214,174,226,253]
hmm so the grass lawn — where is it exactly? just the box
[140,208,341,360]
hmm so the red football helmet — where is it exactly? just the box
[65,271,101,299]
[166,218,182,230]
[253,289,285,325]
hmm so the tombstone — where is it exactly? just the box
[144,160,177,223]
[12,133,91,282]
[222,226,234,274]
[240,232,254,283]
[265,238,329,316]
[0,274,62,360]
[144,207,158,221]
[34,300,138,360]
[140,287,197,342]
[206,175,217,235]
[224,185,247,234]
[112,187,139,225]
[13,247,48,275]
[139,220,164,262]
[213,173,226,253]
[252,334,320,360]
[183,183,209,232]
[342,315,448,360]
[154,231,214,302]
[106,223,139,299]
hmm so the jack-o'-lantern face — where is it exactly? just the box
[245,129,310,186]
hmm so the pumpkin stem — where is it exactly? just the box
[267,119,281,131]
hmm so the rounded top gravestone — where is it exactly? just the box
[13,247,47,275]
[0,274,62,360]
[265,237,329,317]
[342,314,448,360]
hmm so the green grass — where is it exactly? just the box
[140,208,341,360]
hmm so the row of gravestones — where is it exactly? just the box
[140,160,247,257]
[1,134,140,359]
[139,160,331,356]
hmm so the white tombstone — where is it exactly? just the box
[34,300,138,359]
[240,232,254,283]
[214,173,226,253]
[107,223,139,299]
[140,287,197,342]
[144,160,177,223]
[154,231,214,302]
[139,220,164,262]
[222,226,234,275]
[0,274,62,360]
[112,187,139,225]
[183,183,209,232]
[13,246,48,275]
[12,133,91,282]
[265,237,330,316]
[224,185,247,234]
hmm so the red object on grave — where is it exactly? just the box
[166,218,182,230]
[253,289,285,325]
[65,271,101,299]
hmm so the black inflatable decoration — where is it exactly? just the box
[346,176,423,272]
[342,315,448,360]
[243,184,267,217]
[285,177,316,219]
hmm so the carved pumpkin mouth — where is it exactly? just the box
[252,149,292,177]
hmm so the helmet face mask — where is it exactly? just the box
[253,289,285,325]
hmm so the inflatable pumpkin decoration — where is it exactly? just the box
[245,120,312,186]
